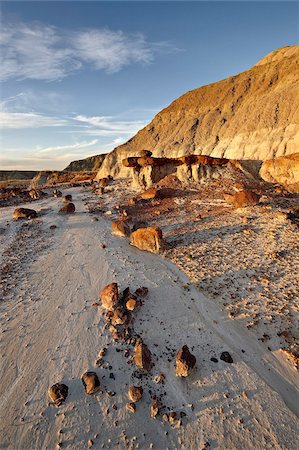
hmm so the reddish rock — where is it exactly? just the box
[176,345,196,377]
[224,189,260,208]
[81,371,100,394]
[53,189,62,198]
[111,220,130,237]
[126,402,136,413]
[63,194,72,202]
[100,283,119,310]
[111,308,128,326]
[135,287,149,297]
[48,383,68,406]
[139,150,152,157]
[150,399,159,418]
[59,202,75,214]
[130,227,164,254]
[140,188,159,200]
[13,208,37,220]
[99,177,109,187]
[126,298,137,311]
[128,386,143,402]
[134,342,152,372]
[122,157,140,168]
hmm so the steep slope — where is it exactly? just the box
[96,46,299,179]
[64,154,107,172]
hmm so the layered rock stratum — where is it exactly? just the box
[260,153,299,192]
[96,46,299,179]
[64,154,107,172]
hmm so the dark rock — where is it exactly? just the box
[13,208,37,220]
[59,203,75,214]
[100,283,118,311]
[220,351,233,363]
[135,287,149,297]
[81,371,100,394]
[63,194,72,202]
[176,345,196,377]
[126,402,136,413]
[128,386,143,402]
[134,342,152,372]
[48,383,68,406]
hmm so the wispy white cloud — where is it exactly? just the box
[74,114,147,136]
[0,111,67,128]
[0,23,80,81]
[37,139,98,153]
[0,20,176,81]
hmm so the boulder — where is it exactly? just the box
[140,188,159,200]
[130,227,164,254]
[122,157,140,168]
[81,371,100,394]
[99,177,109,187]
[150,399,159,418]
[59,202,75,214]
[178,155,229,166]
[111,220,130,237]
[28,189,41,199]
[134,342,152,372]
[137,156,182,168]
[224,190,260,208]
[100,283,119,310]
[176,345,196,377]
[53,189,62,198]
[260,153,299,192]
[135,287,149,297]
[13,208,37,220]
[220,351,233,363]
[126,298,137,311]
[63,194,72,202]
[48,383,68,406]
[126,402,136,413]
[139,150,152,157]
[128,386,143,402]
[111,308,128,326]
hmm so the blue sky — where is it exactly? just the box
[1,1,298,170]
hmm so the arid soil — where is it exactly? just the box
[0,183,298,450]
[91,176,299,370]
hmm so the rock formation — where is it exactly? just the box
[111,220,130,237]
[59,203,75,214]
[81,371,100,394]
[128,386,143,402]
[99,283,119,310]
[95,46,299,180]
[63,194,72,202]
[176,345,196,377]
[48,383,68,406]
[223,189,260,208]
[134,342,152,371]
[13,208,37,220]
[260,153,299,192]
[53,189,62,198]
[130,227,164,253]
[64,154,107,172]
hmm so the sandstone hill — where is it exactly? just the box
[64,154,107,172]
[96,46,299,179]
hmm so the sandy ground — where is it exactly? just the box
[0,186,299,450]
